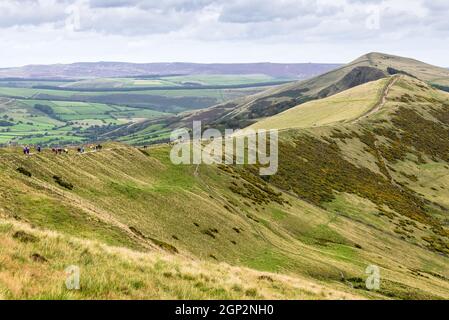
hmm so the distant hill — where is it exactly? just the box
[248,77,389,131]
[180,52,449,128]
[104,52,449,144]
[0,62,341,79]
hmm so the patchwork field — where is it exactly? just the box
[0,97,169,145]
[0,74,294,146]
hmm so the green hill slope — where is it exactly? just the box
[3,218,363,300]
[248,77,390,131]
[266,75,449,251]
[105,52,449,145]
[1,75,449,299]
[182,52,449,128]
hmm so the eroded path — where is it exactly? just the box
[352,75,400,123]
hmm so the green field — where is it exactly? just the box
[61,74,287,89]
[0,97,169,145]
[0,74,291,145]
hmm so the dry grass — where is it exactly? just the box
[248,78,387,131]
[0,217,363,300]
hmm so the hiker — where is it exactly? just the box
[37,145,41,153]
[23,146,28,155]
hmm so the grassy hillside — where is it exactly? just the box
[104,52,449,146]
[1,145,448,300]
[2,218,362,299]
[355,52,449,85]
[248,78,389,131]
[258,75,449,254]
[3,53,448,146]
[175,52,449,130]
[2,75,449,300]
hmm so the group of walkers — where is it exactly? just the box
[23,146,31,155]
[23,145,41,155]
[22,144,103,156]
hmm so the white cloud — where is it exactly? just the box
[77,6,191,35]
[0,0,447,67]
[0,0,69,27]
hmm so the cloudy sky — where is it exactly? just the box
[0,0,448,67]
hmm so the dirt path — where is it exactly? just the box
[352,75,400,123]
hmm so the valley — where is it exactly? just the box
[0,74,298,146]
[106,52,449,145]
[1,69,449,299]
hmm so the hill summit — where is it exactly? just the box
[105,52,449,144]
[183,52,449,127]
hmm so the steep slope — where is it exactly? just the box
[256,75,449,254]
[104,52,449,145]
[183,52,449,128]
[356,52,449,85]
[248,77,390,131]
[2,218,361,300]
[2,73,449,301]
